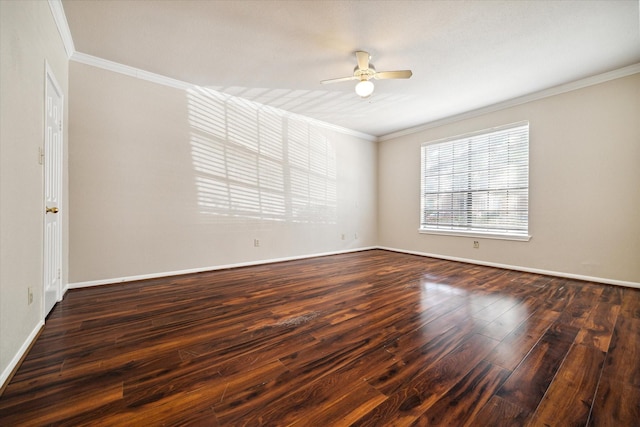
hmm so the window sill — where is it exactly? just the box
[418,229,531,242]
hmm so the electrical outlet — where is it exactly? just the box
[354,232,358,239]
[341,234,346,240]
[473,241,480,249]
[28,287,33,305]
[254,239,260,247]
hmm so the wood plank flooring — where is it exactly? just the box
[1,249,639,426]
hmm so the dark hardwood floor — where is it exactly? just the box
[1,249,639,426]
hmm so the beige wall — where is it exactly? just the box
[68,61,378,284]
[378,73,640,284]
[0,1,69,384]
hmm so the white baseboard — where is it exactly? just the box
[68,245,640,290]
[1,320,44,389]
[62,244,640,292]
[378,246,640,289]
[5,245,636,391]
[68,246,378,289]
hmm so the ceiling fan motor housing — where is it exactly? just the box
[354,64,376,81]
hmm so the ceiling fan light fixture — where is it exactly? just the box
[321,51,411,98]
[355,80,374,98]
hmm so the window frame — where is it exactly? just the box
[419,121,531,242]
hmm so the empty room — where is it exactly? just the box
[1,0,639,425]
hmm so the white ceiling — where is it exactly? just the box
[61,0,640,138]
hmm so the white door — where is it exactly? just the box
[44,65,63,317]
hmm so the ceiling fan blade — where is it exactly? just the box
[374,70,413,80]
[355,51,370,70]
[320,76,357,84]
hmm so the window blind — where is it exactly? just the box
[420,122,529,238]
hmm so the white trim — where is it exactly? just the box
[47,0,75,58]
[5,245,636,389]
[418,229,532,242]
[1,321,44,389]
[43,61,65,318]
[42,0,640,144]
[68,247,378,289]
[67,244,639,291]
[71,52,191,90]
[377,246,640,289]
[379,63,640,142]
[44,60,64,107]
[70,52,378,142]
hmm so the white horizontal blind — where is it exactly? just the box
[420,122,529,238]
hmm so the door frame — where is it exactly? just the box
[43,61,64,318]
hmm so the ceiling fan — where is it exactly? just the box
[321,51,412,98]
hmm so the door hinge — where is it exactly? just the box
[39,147,44,165]
[57,268,61,280]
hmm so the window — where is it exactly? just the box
[420,121,530,240]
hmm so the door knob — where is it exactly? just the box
[46,207,59,214]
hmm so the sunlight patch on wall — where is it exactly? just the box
[188,87,337,224]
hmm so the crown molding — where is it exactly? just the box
[48,0,375,141]
[51,0,638,144]
[71,52,192,90]
[70,52,378,142]
[379,63,640,142]
[48,0,75,58]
